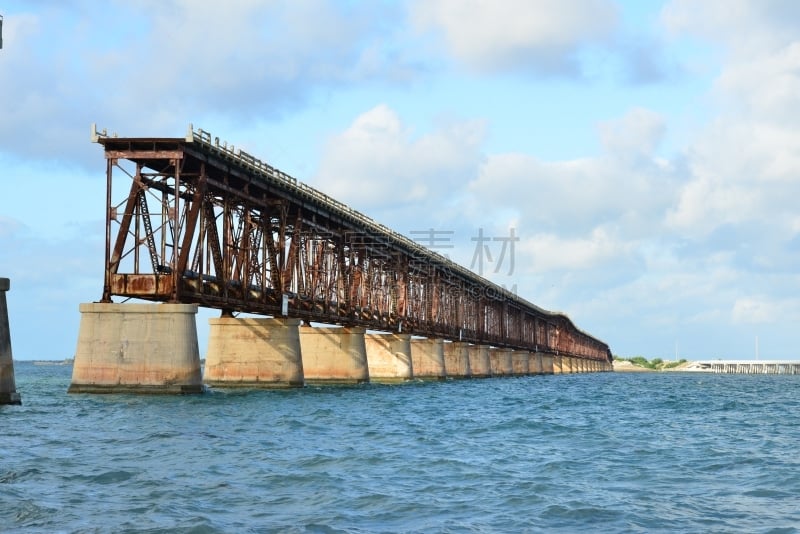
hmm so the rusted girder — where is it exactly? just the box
[94,125,612,362]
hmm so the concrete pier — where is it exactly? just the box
[443,341,471,378]
[467,345,491,378]
[530,352,543,375]
[511,351,530,376]
[489,348,514,376]
[0,278,21,405]
[410,338,446,380]
[300,326,369,385]
[69,303,203,394]
[540,353,555,374]
[365,333,413,383]
[204,317,304,388]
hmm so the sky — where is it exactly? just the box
[2,0,800,361]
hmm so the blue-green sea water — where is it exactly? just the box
[2,362,800,533]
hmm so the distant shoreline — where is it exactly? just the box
[613,359,694,372]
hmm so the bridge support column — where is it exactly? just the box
[511,350,529,376]
[562,357,574,374]
[443,341,470,378]
[551,355,562,374]
[467,345,491,378]
[539,353,554,374]
[69,303,202,394]
[0,279,21,405]
[204,317,304,388]
[489,348,513,377]
[530,352,543,375]
[410,338,446,380]
[365,333,412,383]
[300,326,369,385]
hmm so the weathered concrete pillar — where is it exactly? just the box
[551,354,562,374]
[365,333,412,383]
[300,326,369,385]
[69,303,203,394]
[511,351,529,376]
[563,356,574,374]
[467,345,491,378]
[204,317,304,388]
[443,341,471,378]
[410,338,446,380]
[489,348,514,376]
[0,279,21,405]
[540,353,554,374]
[530,352,543,375]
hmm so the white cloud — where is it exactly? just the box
[518,227,631,273]
[597,107,666,161]
[731,296,800,324]
[662,0,800,58]
[0,1,419,164]
[661,1,800,240]
[467,107,678,238]
[312,104,486,216]
[410,0,618,74]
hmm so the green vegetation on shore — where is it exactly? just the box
[614,355,687,370]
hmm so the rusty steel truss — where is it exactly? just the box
[94,125,611,362]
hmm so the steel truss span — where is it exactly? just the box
[94,124,611,362]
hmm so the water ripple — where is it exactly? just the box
[3,365,800,532]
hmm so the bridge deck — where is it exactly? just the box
[686,361,800,374]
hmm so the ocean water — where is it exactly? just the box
[2,363,800,533]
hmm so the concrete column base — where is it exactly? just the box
[467,345,491,377]
[530,352,543,375]
[0,278,21,405]
[365,333,412,383]
[540,353,554,374]
[443,341,471,378]
[489,348,514,376]
[69,303,203,394]
[410,338,446,380]
[511,351,530,376]
[205,317,304,388]
[300,326,369,385]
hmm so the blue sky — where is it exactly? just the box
[2,0,799,361]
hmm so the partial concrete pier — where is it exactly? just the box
[530,352,543,375]
[540,352,555,374]
[489,348,513,377]
[467,345,491,378]
[0,278,21,405]
[300,326,369,385]
[511,351,530,376]
[69,303,203,394]
[443,341,470,378]
[365,333,413,383]
[410,338,446,380]
[205,317,304,388]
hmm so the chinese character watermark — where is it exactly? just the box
[470,227,519,276]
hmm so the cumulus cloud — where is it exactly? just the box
[467,107,678,239]
[662,0,800,242]
[0,1,419,165]
[662,0,800,58]
[312,104,486,218]
[410,0,618,75]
